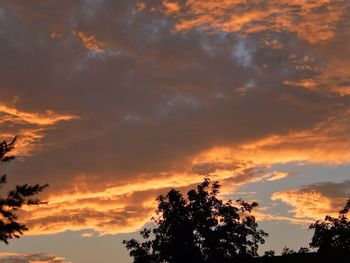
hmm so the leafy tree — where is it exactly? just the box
[309,198,350,256]
[263,250,275,257]
[281,246,309,256]
[0,137,48,244]
[281,247,295,256]
[124,178,267,263]
[280,247,310,257]
[297,247,310,254]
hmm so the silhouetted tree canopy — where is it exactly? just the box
[0,137,48,244]
[280,246,309,256]
[124,178,267,263]
[309,198,350,256]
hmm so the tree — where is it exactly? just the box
[309,198,350,256]
[281,247,295,256]
[263,250,275,257]
[0,137,48,244]
[124,178,267,263]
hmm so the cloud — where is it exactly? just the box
[271,181,350,220]
[283,79,317,89]
[191,109,350,167]
[150,0,348,44]
[0,104,78,126]
[0,252,71,263]
[266,171,289,181]
[161,1,181,15]
[0,0,349,236]
[74,30,106,53]
[0,103,78,155]
[136,2,146,11]
[19,167,263,235]
[232,40,255,68]
[80,232,94,238]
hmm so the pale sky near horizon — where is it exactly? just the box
[0,1,350,262]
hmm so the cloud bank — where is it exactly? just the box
[0,0,349,234]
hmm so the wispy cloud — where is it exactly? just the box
[0,104,78,126]
[0,252,71,263]
[0,103,78,155]
[148,0,347,44]
[74,30,106,53]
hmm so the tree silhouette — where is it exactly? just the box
[0,137,48,244]
[281,247,295,256]
[280,246,309,256]
[263,250,275,257]
[309,198,350,256]
[124,178,267,263]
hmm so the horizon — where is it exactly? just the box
[0,1,350,262]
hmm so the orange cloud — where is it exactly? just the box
[255,211,313,225]
[0,104,78,126]
[50,30,63,39]
[19,168,254,235]
[282,52,350,96]
[283,79,317,89]
[20,189,153,235]
[249,181,350,225]
[15,162,295,235]
[271,190,337,220]
[271,182,350,223]
[0,252,71,263]
[81,232,94,238]
[0,103,78,155]
[193,110,350,167]
[74,30,106,53]
[266,171,289,181]
[154,0,347,44]
[161,1,181,15]
[12,107,350,235]
[2,0,350,245]
[14,116,350,235]
[260,37,283,49]
[136,2,146,11]
[314,59,350,96]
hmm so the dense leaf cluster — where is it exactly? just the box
[309,199,350,256]
[124,178,267,263]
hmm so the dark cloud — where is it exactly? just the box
[0,0,349,234]
[296,181,350,200]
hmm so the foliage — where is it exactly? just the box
[309,198,350,255]
[297,247,310,254]
[281,247,309,256]
[281,247,295,256]
[124,178,267,263]
[263,250,275,257]
[0,137,48,244]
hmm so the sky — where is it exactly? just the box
[0,0,350,262]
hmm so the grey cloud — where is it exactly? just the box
[0,1,346,178]
[192,162,240,175]
[298,181,350,200]
[232,40,256,69]
[0,0,349,234]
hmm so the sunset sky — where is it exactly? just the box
[0,0,350,262]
